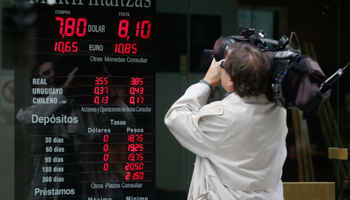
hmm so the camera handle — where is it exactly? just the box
[319,62,350,93]
[237,34,290,52]
[229,35,284,50]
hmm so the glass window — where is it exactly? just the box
[1,0,349,199]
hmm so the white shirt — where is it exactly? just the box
[165,83,288,200]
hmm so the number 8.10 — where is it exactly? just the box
[118,19,151,40]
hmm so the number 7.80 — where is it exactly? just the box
[55,17,87,38]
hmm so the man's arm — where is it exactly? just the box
[164,82,219,157]
[164,59,229,156]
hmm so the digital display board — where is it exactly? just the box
[15,0,156,199]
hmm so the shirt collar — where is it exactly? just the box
[224,92,269,103]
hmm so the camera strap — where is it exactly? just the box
[265,51,299,107]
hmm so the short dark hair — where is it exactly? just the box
[224,43,270,98]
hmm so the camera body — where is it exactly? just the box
[200,27,289,71]
[201,28,332,114]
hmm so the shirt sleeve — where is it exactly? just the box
[16,93,68,126]
[164,83,227,157]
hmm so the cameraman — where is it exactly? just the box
[164,43,288,199]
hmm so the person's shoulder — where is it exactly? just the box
[199,100,240,121]
[201,100,225,113]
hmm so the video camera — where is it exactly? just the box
[200,27,348,114]
[200,27,290,71]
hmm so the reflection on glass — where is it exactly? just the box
[16,58,157,199]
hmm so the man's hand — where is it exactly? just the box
[63,67,78,87]
[203,58,221,87]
